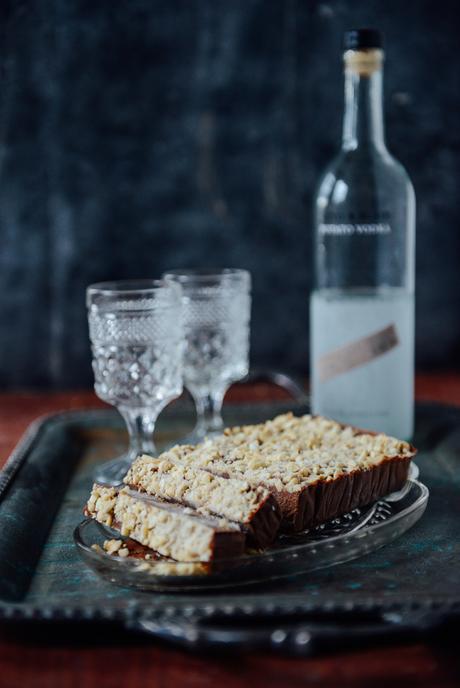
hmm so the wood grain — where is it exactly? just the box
[0,374,459,688]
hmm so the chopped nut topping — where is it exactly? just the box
[86,485,244,562]
[103,539,123,555]
[85,413,414,569]
[148,413,414,493]
[124,454,272,524]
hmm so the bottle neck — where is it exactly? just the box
[342,49,385,151]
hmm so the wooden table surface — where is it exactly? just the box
[1,373,460,688]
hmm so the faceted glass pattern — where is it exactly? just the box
[87,280,183,484]
[181,286,250,395]
[89,299,183,408]
[164,270,251,443]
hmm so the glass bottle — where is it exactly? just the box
[310,29,415,438]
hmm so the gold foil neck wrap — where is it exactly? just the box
[344,49,383,76]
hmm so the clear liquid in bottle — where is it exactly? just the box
[310,29,415,438]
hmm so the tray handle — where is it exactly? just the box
[129,609,450,654]
[239,369,309,405]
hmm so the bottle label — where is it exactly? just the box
[319,222,391,237]
[318,324,399,382]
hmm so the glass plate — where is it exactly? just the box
[74,477,429,592]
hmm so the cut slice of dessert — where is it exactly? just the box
[85,484,245,563]
[123,455,281,548]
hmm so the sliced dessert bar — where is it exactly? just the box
[123,455,281,548]
[160,414,416,531]
[85,484,245,562]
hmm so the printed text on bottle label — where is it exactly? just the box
[319,223,391,236]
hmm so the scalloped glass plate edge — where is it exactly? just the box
[74,479,429,592]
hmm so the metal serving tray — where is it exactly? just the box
[0,401,459,653]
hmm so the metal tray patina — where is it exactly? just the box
[0,401,459,652]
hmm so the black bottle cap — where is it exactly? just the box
[343,29,383,50]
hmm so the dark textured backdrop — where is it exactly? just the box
[0,0,459,389]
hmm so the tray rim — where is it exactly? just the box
[0,408,120,502]
[0,403,459,627]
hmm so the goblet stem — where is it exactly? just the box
[120,407,158,458]
[94,407,159,486]
[193,388,226,442]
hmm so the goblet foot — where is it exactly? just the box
[93,454,139,486]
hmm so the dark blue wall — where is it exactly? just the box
[0,0,459,389]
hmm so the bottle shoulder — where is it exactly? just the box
[319,147,412,178]
[316,147,414,204]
